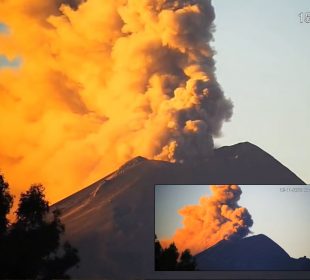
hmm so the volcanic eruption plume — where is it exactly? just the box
[161,185,253,255]
[0,0,232,202]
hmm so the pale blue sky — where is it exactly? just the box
[0,23,21,68]
[0,22,8,34]
[212,0,310,183]
[155,185,310,259]
[0,55,21,68]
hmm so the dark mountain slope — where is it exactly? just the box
[196,234,310,270]
[51,142,305,279]
[207,142,304,184]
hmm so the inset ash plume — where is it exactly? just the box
[162,185,253,255]
[0,0,232,201]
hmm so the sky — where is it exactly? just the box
[212,0,310,183]
[155,184,310,259]
[0,23,15,68]
[0,55,21,68]
[0,23,8,33]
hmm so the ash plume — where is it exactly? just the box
[161,185,253,255]
[0,0,232,202]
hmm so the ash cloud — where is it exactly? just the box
[161,185,253,255]
[0,0,232,202]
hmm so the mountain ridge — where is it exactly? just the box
[54,141,304,209]
[195,233,310,270]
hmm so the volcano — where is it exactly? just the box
[52,142,305,279]
[195,234,310,270]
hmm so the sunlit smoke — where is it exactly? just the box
[0,0,232,202]
[161,185,253,255]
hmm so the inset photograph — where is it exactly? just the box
[155,184,310,271]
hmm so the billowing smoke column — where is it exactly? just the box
[162,185,253,255]
[0,0,232,202]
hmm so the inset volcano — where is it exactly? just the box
[196,234,310,270]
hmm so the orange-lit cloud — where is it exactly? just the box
[0,0,232,204]
[161,185,253,255]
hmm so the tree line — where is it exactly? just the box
[155,235,196,270]
[0,174,79,279]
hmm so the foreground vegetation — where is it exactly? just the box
[0,174,79,279]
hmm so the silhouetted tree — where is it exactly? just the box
[16,184,49,228]
[0,175,13,278]
[42,241,80,279]
[0,174,13,237]
[177,249,196,270]
[0,182,79,279]
[155,234,163,270]
[155,235,196,271]
[161,243,179,270]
